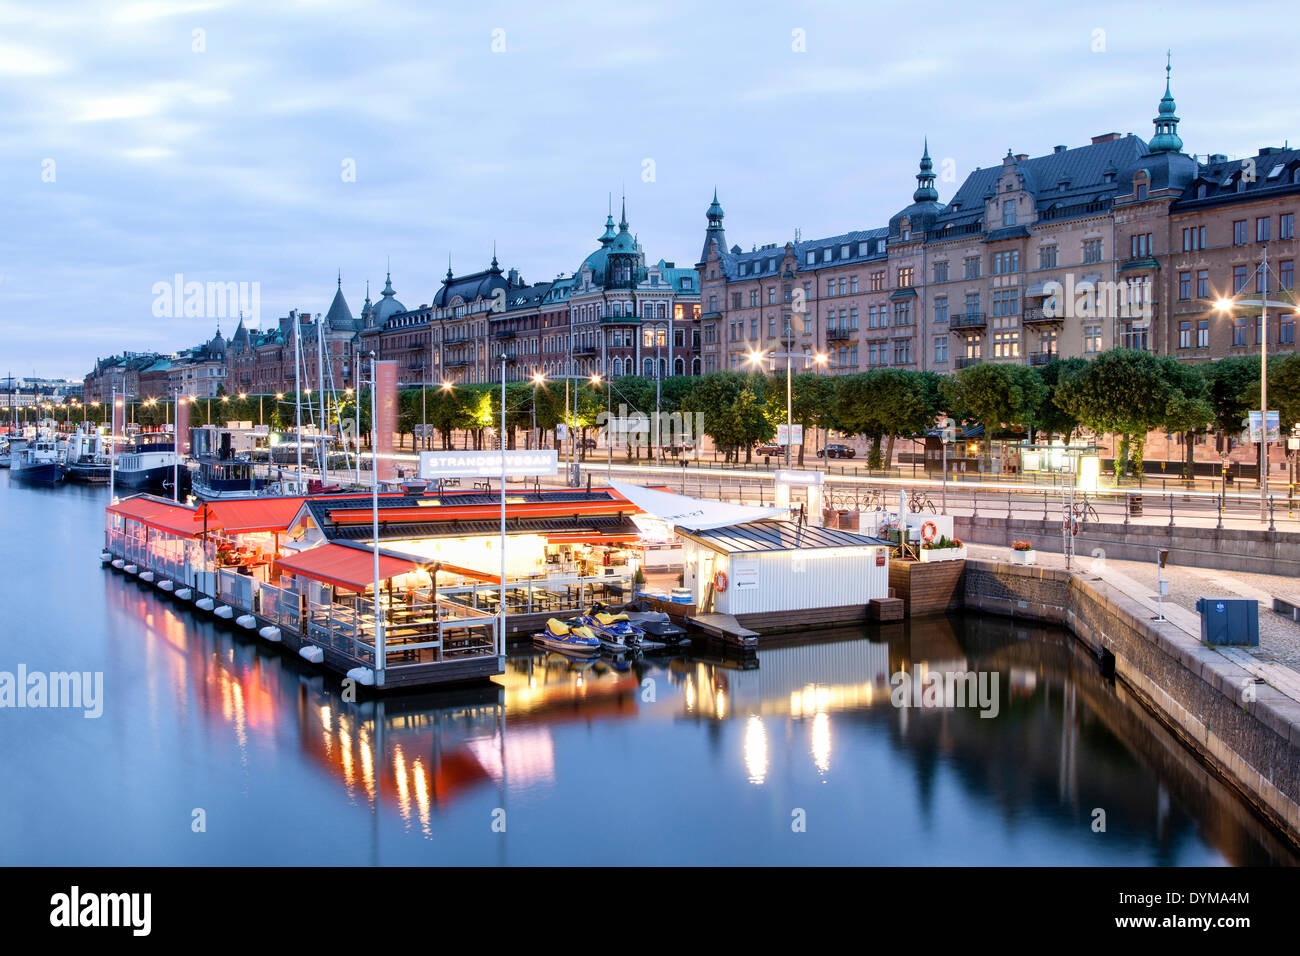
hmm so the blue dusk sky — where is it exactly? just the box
[1,0,1297,378]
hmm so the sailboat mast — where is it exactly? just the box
[316,312,326,483]
[294,314,303,490]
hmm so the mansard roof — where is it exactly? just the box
[1172,147,1300,212]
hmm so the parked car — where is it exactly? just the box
[579,437,598,450]
[755,443,782,458]
[817,443,856,459]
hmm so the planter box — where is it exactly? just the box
[1009,549,1036,565]
[920,547,966,563]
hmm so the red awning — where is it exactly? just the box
[545,533,641,545]
[274,544,422,593]
[107,496,202,538]
[204,497,308,534]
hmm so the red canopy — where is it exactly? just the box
[204,497,308,534]
[274,544,422,592]
[107,496,201,537]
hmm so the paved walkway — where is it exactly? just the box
[964,542,1300,705]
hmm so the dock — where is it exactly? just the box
[690,613,759,647]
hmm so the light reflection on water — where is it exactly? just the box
[1,473,1296,866]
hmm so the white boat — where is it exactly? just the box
[114,432,181,494]
[62,426,112,483]
[10,438,63,485]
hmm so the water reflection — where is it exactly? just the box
[2,473,1297,865]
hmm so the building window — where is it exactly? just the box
[893,302,912,326]
[963,256,981,279]
[933,261,948,283]
[1083,239,1103,264]
[934,336,948,363]
[993,251,1020,274]
[893,340,912,364]
[1121,323,1149,351]
[1233,220,1248,245]
[1197,320,1209,348]
[992,330,1019,358]
[1182,226,1205,252]
[1281,213,1294,240]
[1257,217,1272,243]
[850,276,859,294]
[992,288,1019,317]
[1136,184,1148,201]
[870,271,885,291]
[1196,270,1210,299]
[934,297,948,324]
[848,307,859,330]
[1281,315,1295,345]
[1178,321,1191,349]
[1281,260,1295,290]
[1130,234,1152,257]
[1039,245,1057,269]
[897,267,914,288]
[1233,265,1250,293]
[768,288,776,305]
[825,279,835,298]
[964,292,980,315]
[750,290,758,307]
[1002,198,1017,226]
[1083,325,1102,353]
[805,251,816,265]
[1178,272,1192,300]
[1232,316,1247,346]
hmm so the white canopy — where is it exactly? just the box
[611,480,789,531]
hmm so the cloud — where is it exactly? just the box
[0,41,67,75]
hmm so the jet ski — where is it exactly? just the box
[621,600,691,646]
[574,606,649,652]
[532,617,602,655]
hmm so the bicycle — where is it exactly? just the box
[908,490,937,514]
[1071,497,1099,526]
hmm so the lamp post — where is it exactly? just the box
[531,372,545,450]
[498,353,508,659]
[369,353,385,686]
[747,344,827,469]
[1213,246,1297,521]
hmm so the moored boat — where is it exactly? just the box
[114,432,180,493]
[532,617,602,655]
[10,438,63,486]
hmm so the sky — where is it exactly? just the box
[2,0,1298,379]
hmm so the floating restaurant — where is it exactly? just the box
[102,486,656,689]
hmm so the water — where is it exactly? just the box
[1,473,1295,865]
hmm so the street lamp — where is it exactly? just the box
[747,332,819,469]
[1212,245,1299,520]
[531,372,545,449]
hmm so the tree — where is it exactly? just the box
[1202,355,1258,438]
[1031,357,1089,441]
[833,374,886,467]
[762,372,837,465]
[1057,349,1171,480]
[941,363,1044,471]
[1158,358,1214,480]
[1267,353,1300,432]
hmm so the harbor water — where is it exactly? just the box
[1,472,1295,865]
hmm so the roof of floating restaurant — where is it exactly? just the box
[302,487,646,544]
[273,544,426,592]
[106,495,203,537]
[676,520,891,555]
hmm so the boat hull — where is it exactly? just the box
[65,462,112,483]
[115,464,175,493]
[10,462,63,485]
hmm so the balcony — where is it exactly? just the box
[1028,351,1057,367]
[572,344,597,356]
[951,312,987,331]
[955,356,981,369]
[1021,307,1062,326]
[493,328,516,340]
[826,327,853,342]
[599,315,641,325]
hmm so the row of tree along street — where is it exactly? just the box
[46,351,1300,479]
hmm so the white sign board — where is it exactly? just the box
[776,424,803,446]
[419,449,558,479]
[732,557,760,590]
[774,469,823,486]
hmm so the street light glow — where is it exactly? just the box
[1214,297,1236,313]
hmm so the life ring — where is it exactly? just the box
[713,570,728,592]
[921,520,937,542]
[1070,519,1080,536]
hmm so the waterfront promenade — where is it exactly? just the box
[964,541,1300,700]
